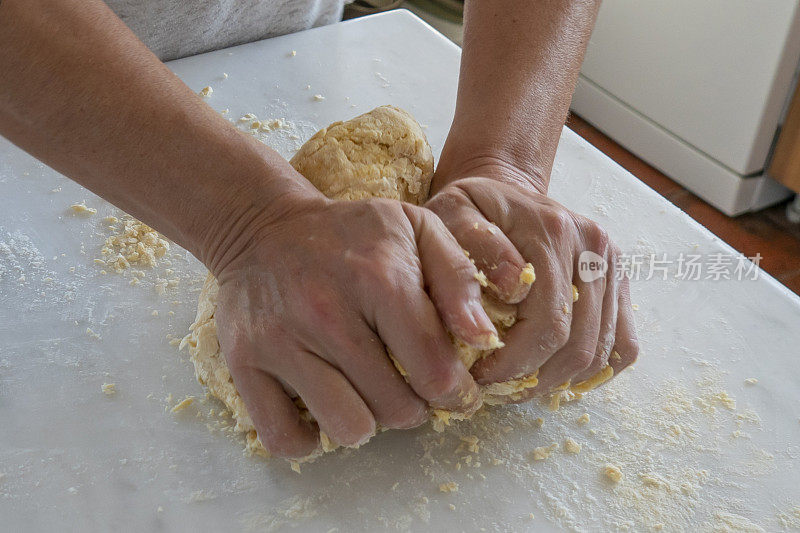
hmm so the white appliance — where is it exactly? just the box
[571,0,800,215]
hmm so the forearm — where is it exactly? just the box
[0,0,317,272]
[434,0,600,194]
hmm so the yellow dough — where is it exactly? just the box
[182,105,609,463]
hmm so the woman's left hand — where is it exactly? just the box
[426,162,638,400]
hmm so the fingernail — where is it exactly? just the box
[467,301,500,349]
[490,261,532,303]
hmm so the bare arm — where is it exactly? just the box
[0,0,498,457]
[427,0,639,394]
[0,0,306,272]
[434,0,599,194]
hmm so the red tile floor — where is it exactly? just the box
[566,114,800,296]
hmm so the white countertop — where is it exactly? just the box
[1,10,799,533]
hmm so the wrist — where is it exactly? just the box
[432,147,550,197]
[186,145,325,277]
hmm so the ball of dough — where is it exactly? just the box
[289,105,433,204]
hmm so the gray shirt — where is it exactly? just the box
[105,0,345,61]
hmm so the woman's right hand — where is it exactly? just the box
[211,183,498,459]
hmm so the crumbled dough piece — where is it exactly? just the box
[199,86,213,97]
[100,218,169,273]
[170,396,195,413]
[460,435,480,453]
[474,270,489,287]
[577,413,590,425]
[439,482,459,493]
[744,378,758,386]
[151,310,159,317]
[531,443,558,461]
[603,464,623,483]
[70,202,97,216]
[563,438,582,454]
[571,284,580,302]
[572,365,614,394]
[101,383,116,396]
[520,263,536,285]
[289,50,297,57]
[313,94,325,101]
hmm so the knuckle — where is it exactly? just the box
[261,432,316,460]
[583,219,611,255]
[585,223,610,254]
[302,287,342,326]
[544,208,574,239]
[540,314,571,353]
[418,360,462,402]
[352,252,403,292]
[331,415,376,448]
[381,399,428,430]
[615,336,640,366]
[451,256,479,284]
[570,348,597,374]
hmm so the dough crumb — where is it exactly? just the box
[531,443,557,461]
[474,270,489,287]
[185,489,215,503]
[101,382,116,395]
[70,202,97,216]
[439,481,459,493]
[199,86,213,97]
[520,263,536,284]
[313,94,325,101]
[289,50,297,57]
[100,218,169,273]
[170,396,195,413]
[577,413,590,425]
[603,464,623,483]
[744,378,758,386]
[572,365,614,394]
[571,284,580,302]
[563,438,582,454]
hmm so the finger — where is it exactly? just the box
[533,271,605,394]
[470,256,574,384]
[608,275,639,374]
[227,357,319,460]
[403,203,499,349]
[427,192,533,304]
[315,322,428,430]
[573,247,619,383]
[369,274,481,414]
[282,349,376,448]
